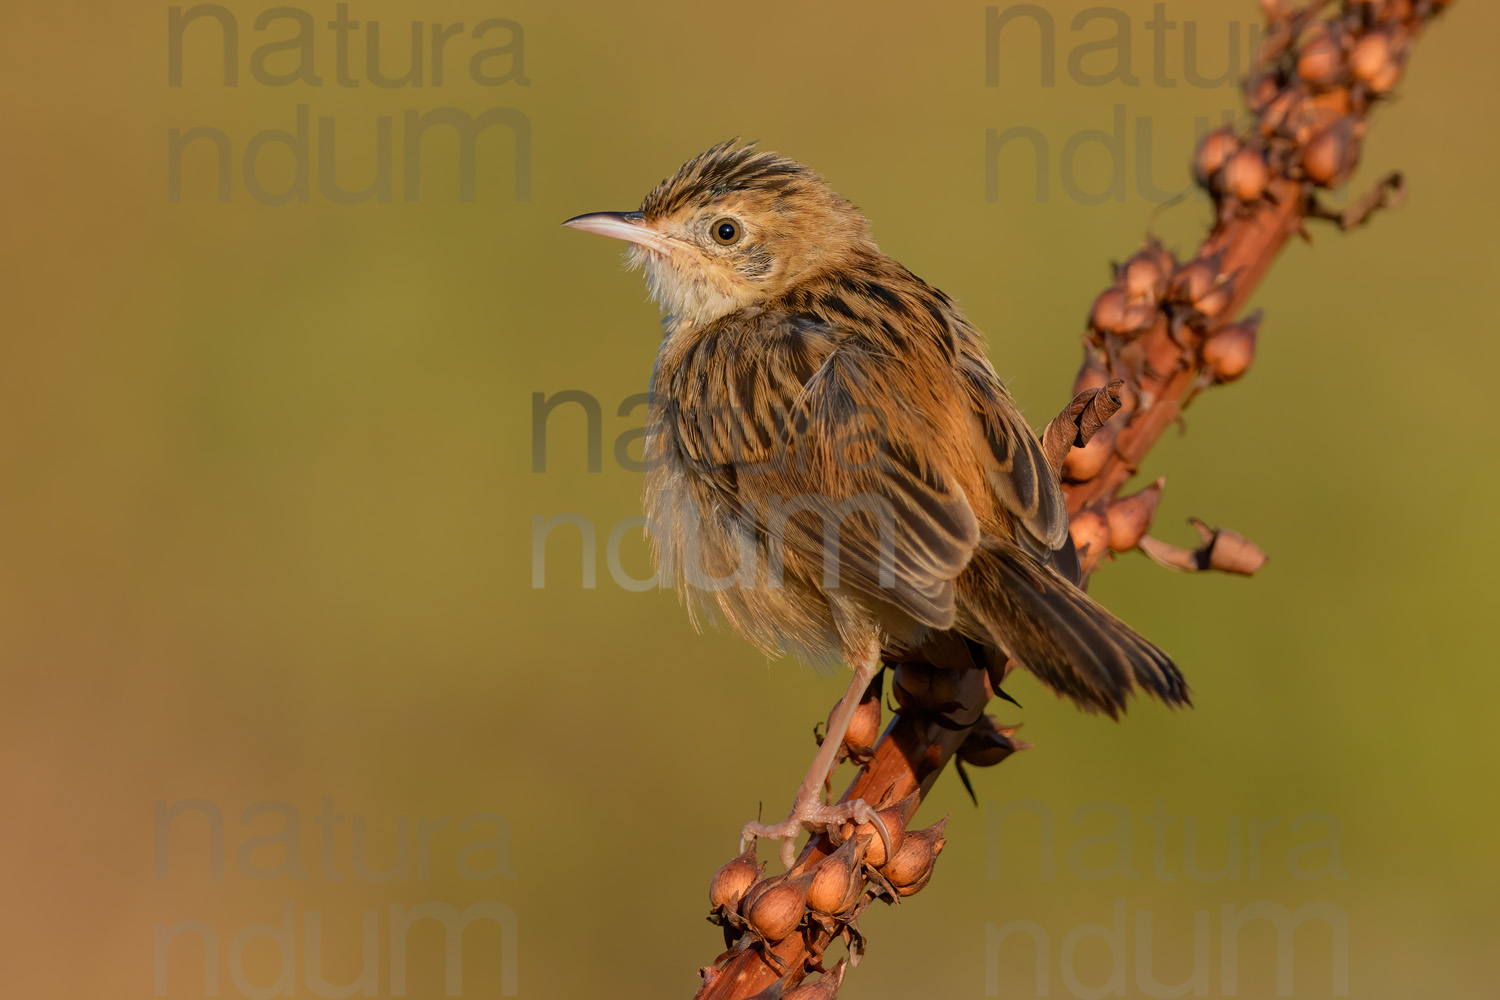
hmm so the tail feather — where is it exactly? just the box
[957,539,1189,716]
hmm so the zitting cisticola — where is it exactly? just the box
[565,142,1187,867]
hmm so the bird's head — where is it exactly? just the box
[564,141,875,328]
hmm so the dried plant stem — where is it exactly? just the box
[1066,183,1303,514]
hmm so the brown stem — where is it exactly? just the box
[695,668,985,999]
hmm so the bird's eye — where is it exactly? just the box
[711,218,742,246]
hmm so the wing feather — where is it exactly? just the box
[667,312,982,630]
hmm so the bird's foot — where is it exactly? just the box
[741,793,892,870]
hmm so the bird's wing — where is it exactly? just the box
[665,314,980,630]
[956,348,1072,556]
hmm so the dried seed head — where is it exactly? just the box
[1193,273,1237,319]
[1121,301,1161,336]
[1248,71,1279,110]
[1089,286,1130,336]
[959,715,1029,767]
[1063,427,1114,484]
[891,662,961,713]
[1194,128,1239,189]
[1139,519,1268,576]
[1068,506,1111,570]
[1259,89,1299,138]
[745,873,811,942]
[1368,61,1401,95]
[842,689,882,754]
[1200,521,1270,575]
[1258,15,1294,59]
[1142,324,1188,380]
[1121,251,1166,302]
[805,837,865,916]
[1351,31,1393,84]
[1225,148,1270,203]
[1142,237,1176,276]
[1170,256,1220,306]
[1302,117,1361,187]
[833,793,914,869]
[881,816,949,891]
[1285,95,1343,145]
[783,959,848,1000]
[1201,312,1261,382]
[1107,478,1165,552]
[1296,32,1342,87]
[738,870,779,916]
[710,849,764,911]
[868,796,914,868]
[894,865,936,897]
[1306,87,1352,116]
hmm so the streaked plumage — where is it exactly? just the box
[565,141,1186,860]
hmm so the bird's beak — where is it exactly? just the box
[562,211,684,255]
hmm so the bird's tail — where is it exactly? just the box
[956,538,1189,716]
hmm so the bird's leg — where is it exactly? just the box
[741,647,891,869]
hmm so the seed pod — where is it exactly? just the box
[1257,13,1293,57]
[710,849,764,911]
[1170,255,1220,306]
[805,837,865,916]
[1121,301,1160,336]
[1193,128,1239,189]
[861,796,913,868]
[1142,324,1187,380]
[1351,31,1393,83]
[841,688,881,755]
[1089,286,1130,336]
[1139,518,1268,576]
[738,870,780,916]
[1064,424,1115,483]
[783,959,848,1000]
[1367,58,1401,94]
[1224,148,1270,203]
[1296,32,1341,87]
[959,715,1029,767]
[1289,99,1341,146]
[895,866,936,897]
[1068,506,1111,569]
[1248,71,1278,110]
[1202,522,1269,576]
[1107,478,1165,552]
[1141,237,1176,278]
[1193,273,1237,319]
[1201,312,1261,382]
[831,793,913,869]
[1302,117,1361,187]
[745,872,811,942]
[1258,89,1298,138]
[1306,87,1352,117]
[891,662,961,713]
[1120,251,1166,303]
[881,816,949,891]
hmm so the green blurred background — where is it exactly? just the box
[3,1,1497,996]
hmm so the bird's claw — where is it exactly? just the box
[848,799,894,863]
[740,795,890,870]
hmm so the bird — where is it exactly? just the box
[564,140,1188,867]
